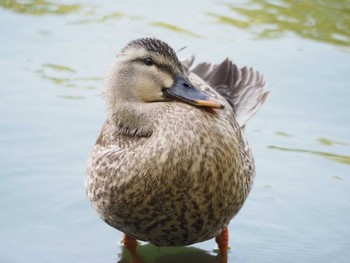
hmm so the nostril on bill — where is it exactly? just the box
[183,82,190,88]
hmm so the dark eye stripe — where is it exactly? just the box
[133,58,176,77]
[155,64,175,77]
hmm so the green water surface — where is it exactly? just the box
[0,0,349,262]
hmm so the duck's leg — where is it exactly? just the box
[123,234,138,250]
[215,227,229,254]
[122,234,145,263]
[215,227,229,263]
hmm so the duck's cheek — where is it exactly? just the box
[141,91,166,102]
[135,73,174,103]
[134,79,165,102]
[161,73,175,89]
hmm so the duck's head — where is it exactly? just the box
[105,38,223,113]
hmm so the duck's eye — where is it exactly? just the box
[144,58,154,66]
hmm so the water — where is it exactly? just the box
[1,0,349,262]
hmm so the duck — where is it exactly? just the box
[85,37,268,254]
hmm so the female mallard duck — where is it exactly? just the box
[86,38,268,253]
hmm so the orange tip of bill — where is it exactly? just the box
[194,99,224,109]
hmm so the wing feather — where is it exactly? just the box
[182,56,269,127]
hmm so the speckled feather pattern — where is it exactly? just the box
[87,102,254,246]
[86,38,267,247]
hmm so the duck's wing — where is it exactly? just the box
[182,56,269,128]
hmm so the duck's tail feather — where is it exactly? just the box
[182,56,269,128]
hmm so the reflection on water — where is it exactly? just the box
[151,22,200,37]
[271,132,350,165]
[318,137,348,146]
[76,12,123,24]
[269,145,350,165]
[56,95,85,100]
[331,175,344,180]
[275,131,293,138]
[32,63,102,90]
[71,12,143,25]
[208,0,350,46]
[118,244,225,263]
[1,0,81,15]
[43,64,76,73]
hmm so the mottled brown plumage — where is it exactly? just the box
[86,38,268,247]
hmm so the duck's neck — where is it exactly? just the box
[109,102,154,137]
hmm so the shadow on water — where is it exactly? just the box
[117,243,226,263]
[208,0,350,46]
[0,0,81,15]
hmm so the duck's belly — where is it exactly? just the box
[87,165,247,246]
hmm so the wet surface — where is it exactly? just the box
[1,0,349,262]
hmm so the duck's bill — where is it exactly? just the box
[163,74,224,109]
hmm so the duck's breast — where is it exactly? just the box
[86,103,254,246]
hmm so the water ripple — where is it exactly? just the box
[268,145,350,166]
[209,0,350,46]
